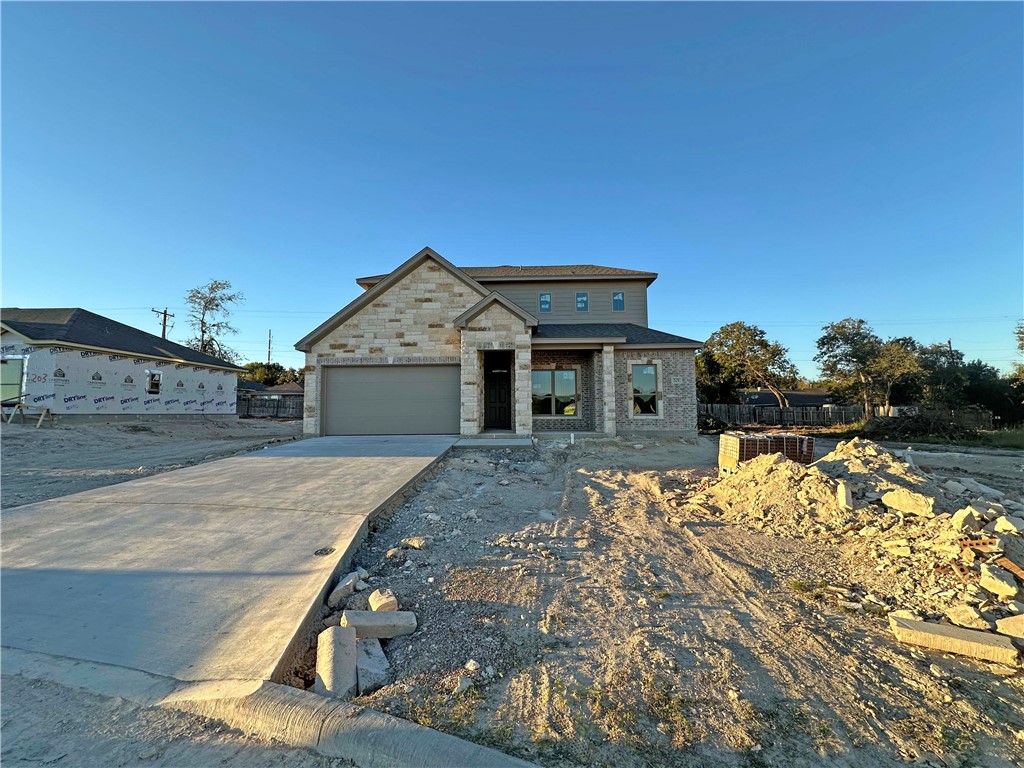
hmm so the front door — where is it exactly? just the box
[483,351,512,430]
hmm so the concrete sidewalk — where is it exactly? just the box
[1,436,456,683]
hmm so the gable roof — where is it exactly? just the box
[295,247,489,352]
[357,264,658,288]
[532,323,702,347]
[1,308,243,370]
[452,292,539,329]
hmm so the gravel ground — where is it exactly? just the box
[302,436,1024,768]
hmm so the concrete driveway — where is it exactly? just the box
[1,435,456,684]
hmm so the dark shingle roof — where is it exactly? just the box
[1,308,242,370]
[357,264,658,285]
[533,323,702,346]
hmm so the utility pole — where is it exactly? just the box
[267,329,272,364]
[151,308,174,339]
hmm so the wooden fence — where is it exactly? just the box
[236,396,304,419]
[700,403,865,426]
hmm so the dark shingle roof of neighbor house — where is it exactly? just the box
[357,264,658,285]
[1,308,243,370]
[532,323,702,346]
[742,389,834,407]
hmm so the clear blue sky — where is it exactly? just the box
[3,2,1021,377]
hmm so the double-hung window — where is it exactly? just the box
[612,291,625,312]
[575,292,588,312]
[539,293,552,313]
[632,364,658,415]
[531,369,578,416]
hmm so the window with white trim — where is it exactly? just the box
[632,364,657,415]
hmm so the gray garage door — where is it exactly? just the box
[322,365,461,435]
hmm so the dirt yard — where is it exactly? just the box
[312,436,1024,768]
[0,417,302,508]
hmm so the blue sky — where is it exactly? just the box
[3,2,1021,376]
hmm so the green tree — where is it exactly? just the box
[184,279,244,363]
[695,348,744,403]
[815,318,883,415]
[702,322,797,408]
[1012,322,1024,398]
[874,339,922,415]
[242,362,287,385]
[917,343,967,407]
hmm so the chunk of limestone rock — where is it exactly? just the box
[951,506,984,533]
[314,626,358,699]
[980,563,1021,599]
[888,614,1019,667]
[881,488,936,517]
[993,516,1024,535]
[944,604,993,631]
[994,614,1024,641]
[340,610,417,639]
[327,572,361,610]
[836,481,853,512]
[368,588,399,612]
[356,638,391,694]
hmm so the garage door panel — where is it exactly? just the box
[323,365,460,435]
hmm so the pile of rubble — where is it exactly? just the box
[313,569,416,700]
[684,437,1024,667]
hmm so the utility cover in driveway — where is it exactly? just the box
[323,365,460,435]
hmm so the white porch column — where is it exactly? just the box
[602,344,616,436]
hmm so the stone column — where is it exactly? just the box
[460,344,481,436]
[513,341,533,435]
[602,344,616,436]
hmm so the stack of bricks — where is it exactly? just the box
[718,431,815,472]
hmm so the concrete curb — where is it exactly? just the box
[3,648,538,768]
[167,679,539,768]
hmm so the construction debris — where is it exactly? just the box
[368,588,399,612]
[340,609,418,639]
[355,638,391,695]
[683,437,1024,669]
[314,626,359,699]
[888,614,1019,667]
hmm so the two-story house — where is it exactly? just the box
[295,247,701,438]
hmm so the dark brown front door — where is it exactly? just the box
[484,351,512,430]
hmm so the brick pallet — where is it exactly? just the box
[718,431,815,471]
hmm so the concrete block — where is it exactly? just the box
[960,478,1004,498]
[356,638,391,694]
[368,588,399,612]
[994,614,1024,641]
[314,626,358,699]
[882,488,936,517]
[980,564,1020,599]
[943,480,967,496]
[340,610,417,639]
[327,572,360,610]
[888,615,1019,667]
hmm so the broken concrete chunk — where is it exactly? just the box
[994,516,1024,535]
[944,604,993,631]
[836,481,853,512]
[327,572,361,609]
[368,588,399,612]
[980,564,1021,599]
[314,626,358,699]
[355,638,391,694]
[960,478,1005,498]
[340,610,417,639]
[994,614,1024,641]
[951,507,984,533]
[882,488,936,517]
[888,615,1019,667]
[943,480,967,496]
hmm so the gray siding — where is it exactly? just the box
[489,280,648,326]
